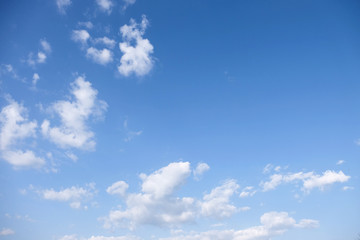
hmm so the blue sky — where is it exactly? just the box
[0,0,360,239]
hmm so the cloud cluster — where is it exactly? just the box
[71,30,114,65]
[96,0,114,14]
[27,39,52,66]
[41,76,107,150]
[56,0,72,14]
[39,183,96,209]
[261,170,350,193]
[118,15,154,77]
[0,98,45,168]
[160,211,318,240]
[102,162,246,230]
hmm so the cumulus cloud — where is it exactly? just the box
[0,99,45,168]
[39,183,96,209]
[41,76,108,150]
[56,0,72,14]
[260,170,350,193]
[96,0,113,14]
[107,181,129,197]
[94,37,116,49]
[200,179,239,218]
[0,228,15,236]
[118,15,154,77]
[72,30,91,46]
[40,39,52,53]
[102,162,195,229]
[26,39,52,66]
[102,162,244,230]
[86,47,113,65]
[193,162,210,180]
[160,211,318,240]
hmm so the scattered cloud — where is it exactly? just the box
[193,162,210,180]
[41,76,107,150]
[106,181,129,197]
[122,0,136,10]
[0,98,45,168]
[0,64,19,79]
[342,186,354,191]
[39,183,96,209]
[160,211,318,240]
[86,47,113,65]
[59,235,140,240]
[239,186,256,198]
[78,21,94,29]
[27,40,52,66]
[262,163,273,174]
[200,179,239,218]
[0,228,14,236]
[94,37,116,49]
[336,160,345,165]
[40,39,52,53]
[56,0,72,14]
[118,15,154,77]
[32,73,40,86]
[261,170,350,193]
[96,0,113,14]
[72,30,91,46]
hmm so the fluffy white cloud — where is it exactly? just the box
[72,30,91,45]
[86,47,113,65]
[107,181,129,197]
[37,52,47,63]
[2,150,45,168]
[40,183,96,209]
[96,0,113,14]
[118,15,154,77]
[102,162,195,229]
[200,179,239,218]
[261,170,350,193]
[0,99,44,168]
[193,162,210,180]
[41,76,107,150]
[56,0,72,14]
[0,228,15,236]
[160,211,318,240]
[94,37,116,49]
[0,100,37,150]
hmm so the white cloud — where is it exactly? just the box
[0,228,15,236]
[193,162,210,180]
[262,163,273,174]
[160,211,318,240]
[86,47,113,65]
[342,186,354,191]
[336,160,345,165]
[37,52,47,63]
[56,0,72,14]
[72,30,91,46]
[0,100,37,150]
[40,183,96,209]
[118,15,154,77]
[102,162,195,229]
[107,181,129,197]
[239,186,256,198]
[41,76,107,150]
[122,0,136,10]
[260,170,350,193]
[94,37,116,49]
[303,170,350,192]
[40,39,52,53]
[59,235,79,240]
[0,64,18,79]
[32,73,40,86]
[2,150,45,168]
[96,0,113,14]
[200,179,239,218]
